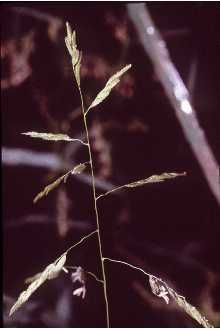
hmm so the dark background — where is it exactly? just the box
[2,2,220,327]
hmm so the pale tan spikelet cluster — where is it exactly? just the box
[9,254,66,316]
[33,162,89,203]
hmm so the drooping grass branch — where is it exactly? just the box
[33,162,89,203]
[127,3,220,206]
[96,172,186,200]
[103,257,214,328]
[9,229,97,316]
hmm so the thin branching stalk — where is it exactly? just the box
[103,257,213,328]
[65,21,110,326]
[9,229,98,316]
[9,22,213,328]
[86,271,104,284]
[78,86,110,327]
[62,229,98,257]
[103,257,151,277]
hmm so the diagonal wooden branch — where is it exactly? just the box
[127,4,220,205]
[10,6,62,25]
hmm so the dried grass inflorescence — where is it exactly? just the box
[9,23,213,328]
[9,254,67,316]
[33,162,89,203]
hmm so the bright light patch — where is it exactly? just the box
[180,99,192,114]
[146,26,154,35]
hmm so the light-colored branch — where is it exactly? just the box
[2,147,63,170]
[11,6,62,26]
[2,147,115,192]
[4,214,93,231]
[187,57,197,101]
[127,4,220,205]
